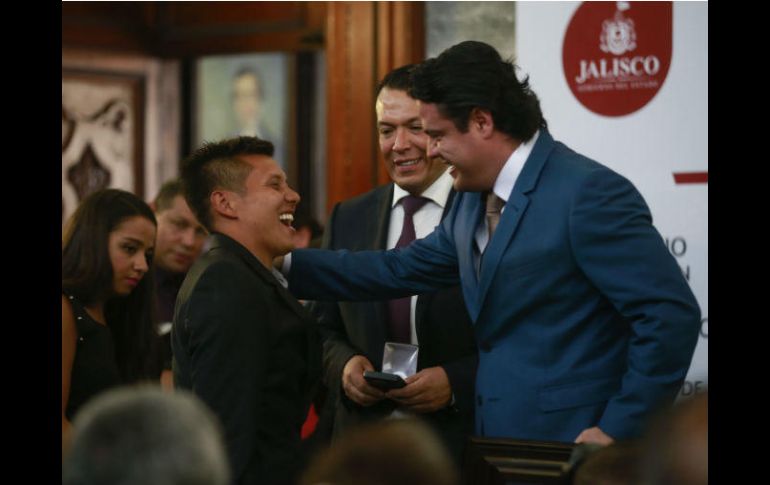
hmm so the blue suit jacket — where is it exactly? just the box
[289,130,700,442]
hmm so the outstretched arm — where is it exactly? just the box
[288,220,461,302]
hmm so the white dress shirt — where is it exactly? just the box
[388,170,454,344]
[474,130,540,267]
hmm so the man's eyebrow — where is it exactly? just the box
[379,117,422,125]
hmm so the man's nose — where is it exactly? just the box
[180,228,196,247]
[393,128,409,152]
[286,187,300,204]
[134,253,149,272]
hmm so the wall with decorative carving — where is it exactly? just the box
[62,48,180,224]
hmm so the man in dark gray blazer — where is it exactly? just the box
[308,66,477,464]
[173,137,320,485]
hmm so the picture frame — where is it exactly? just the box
[192,52,293,177]
[62,69,145,225]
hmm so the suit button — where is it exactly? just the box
[480,342,492,352]
[477,395,483,406]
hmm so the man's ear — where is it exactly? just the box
[210,190,238,220]
[469,108,495,139]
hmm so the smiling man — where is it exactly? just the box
[284,41,700,446]
[174,136,320,485]
[307,65,477,465]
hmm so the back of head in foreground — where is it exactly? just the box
[62,385,230,485]
[300,418,459,485]
[571,441,643,485]
[637,391,708,485]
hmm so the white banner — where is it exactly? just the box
[516,1,708,399]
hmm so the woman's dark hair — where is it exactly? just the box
[62,189,160,382]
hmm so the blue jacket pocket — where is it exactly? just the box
[537,375,620,412]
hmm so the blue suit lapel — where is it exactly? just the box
[457,193,484,320]
[477,192,531,301]
[476,130,556,311]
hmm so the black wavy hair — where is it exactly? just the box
[409,40,546,141]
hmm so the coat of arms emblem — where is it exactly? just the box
[600,4,637,56]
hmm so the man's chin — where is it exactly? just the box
[451,177,467,192]
[279,242,296,255]
[393,171,422,187]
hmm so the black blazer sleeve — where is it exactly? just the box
[441,352,478,414]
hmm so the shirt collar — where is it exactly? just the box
[391,169,454,208]
[492,129,540,203]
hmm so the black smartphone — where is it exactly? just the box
[363,371,407,390]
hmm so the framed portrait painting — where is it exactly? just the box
[194,52,292,174]
[62,70,144,225]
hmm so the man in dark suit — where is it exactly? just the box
[308,65,477,464]
[173,137,320,485]
[284,41,701,445]
[150,179,208,390]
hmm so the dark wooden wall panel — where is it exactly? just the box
[155,2,326,56]
[62,2,325,55]
[160,2,304,28]
[324,2,377,213]
[62,2,155,53]
[317,1,427,213]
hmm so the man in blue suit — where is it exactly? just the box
[285,41,700,445]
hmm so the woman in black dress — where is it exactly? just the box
[62,189,160,451]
